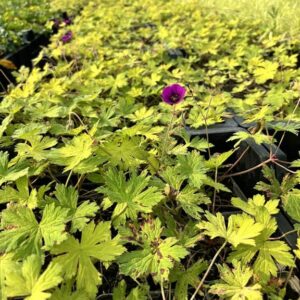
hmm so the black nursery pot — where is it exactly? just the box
[166,48,189,59]
[235,138,288,194]
[185,118,241,152]
[272,130,300,162]
[0,33,49,94]
[186,120,286,195]
[7,34,49,68]
[231,114,256,129]
[230,111,300,162]
[21,29,36,43]
[186,123,298,249]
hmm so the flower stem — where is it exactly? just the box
[161,106,176,161]
[190,242,227,300]
[212,167,218,214]
[187,86,212,158]
[202,95,213,159]
[161,280,166,300]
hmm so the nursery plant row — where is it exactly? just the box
[0,0,90,95]
[0,0,53,54]
[1,0,300,299]
[0,0,89,55]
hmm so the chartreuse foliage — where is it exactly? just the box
[198,0,300,38]
[51,221,125,297]
[118,218,188,282]
[0,0,87,55]
[170,260,208,300]
[197,195,295,295]
[229,196,295,282]
[97,169,163,225]
[3,254,62,300]
[198,212,264,248]
[50,184,98,232]
[283,189,300,223]
[47,134,95,172]
[0,203,69,257]
[210,260,262,300]
[1,0,300,299]
[0,0,51,54]
[0,151,29,186]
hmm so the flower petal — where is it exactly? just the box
[61,31,73,43]
[173,84,186,99]
[161,83,186,105]
[161,86,173,102]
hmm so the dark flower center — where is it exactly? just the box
[170,93,180,102]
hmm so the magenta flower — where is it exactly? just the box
[61,31,73,43]
[53,18,61,27]
[63,18,72,25]
[161,84,186,105]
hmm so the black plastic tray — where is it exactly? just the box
[230,111,300,161]
[0,34,49,93]
[187,125,297,248]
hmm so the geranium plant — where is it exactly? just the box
[0,0,300,299]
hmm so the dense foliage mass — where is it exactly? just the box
[0,0,53,54]
[199,0,300,38]
[1,0,300,299]
[0,0,88,55]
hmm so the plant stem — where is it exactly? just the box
[161,280,166,300]
[212,167,218,213]
[190,241,227,300]
[161,106,176,161]
[276,159,292,164]
[197,99,212,159]
[96,294,113,299]
[65,170,73,186]
[274,98,300,156]
[48,167,60,183]
[203,95,213,159]
[284,257,296,290]
[187,85,212,158]
[75,174,85,190]
[269,229,299,240]
[221,146,250,179]
[220,158,271,179]
[0,80,6,93]
[0,69,14,86]
[273,161,297,174]
[70,111,88,130]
